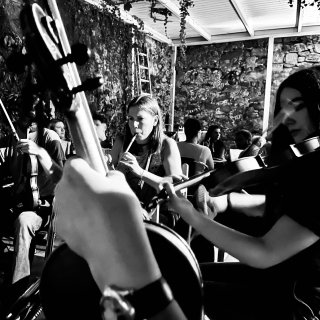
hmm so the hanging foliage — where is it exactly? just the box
[288,0,320,9]
[150,7,172,37]
[114,0,194,46]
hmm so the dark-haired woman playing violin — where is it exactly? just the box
[165,66,320,320]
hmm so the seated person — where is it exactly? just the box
[177,118,215,261]
[235,129,260,158]
[109,95,182,226]
[178,118,215,175]
[92,111,113,149]
[166,66,320,320]
[201,124,227,162]
[0,107,64,294]
[49,118,75,159]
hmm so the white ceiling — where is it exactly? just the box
[84,0,320,46]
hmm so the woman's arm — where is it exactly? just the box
[119,136,183,192]
[209,192,266,217]
[162,136,182,176]
[165,183,319,268]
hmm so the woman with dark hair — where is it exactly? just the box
[110,95,182,223]
[49,118,74,159]
[164,66,320,320]
[202,124,226,161]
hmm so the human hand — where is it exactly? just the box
[54,157,161,291]
[163,182,200,221]
[16,139,41,156]
[118,151,142,176]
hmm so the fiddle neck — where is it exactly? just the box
[46,0,107,176]
[66,95,108,176]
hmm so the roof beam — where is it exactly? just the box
[177,25,320,46]
[158,0,211,41]
[229,0,254,37]
[296,0,303,32]
[82,0,173,44]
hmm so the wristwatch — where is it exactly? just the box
[100,277,174,320]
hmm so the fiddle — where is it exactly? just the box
[19,2,203,320]
[206,136,320,196]
[145,154,267,212]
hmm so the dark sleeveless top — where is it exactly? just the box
[117,139,166,208]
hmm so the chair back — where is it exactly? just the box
[181,157,208,197]
[181,157,208,177]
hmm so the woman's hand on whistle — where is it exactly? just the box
[119,151,141,176]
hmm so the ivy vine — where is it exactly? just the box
[288,0,320,9]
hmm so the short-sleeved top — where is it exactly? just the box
[177,141,215,170]
[264,150,320,316]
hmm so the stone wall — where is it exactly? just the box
[270,35,320,115]
[174,35,320,150]
[174,40,268,148]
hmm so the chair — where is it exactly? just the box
[179,158,209,244]
[29,203,57,263]
[1,200,57,275]
[180,157,208,197]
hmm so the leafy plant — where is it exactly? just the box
[288,0,320,9]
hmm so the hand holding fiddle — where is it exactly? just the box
[163,182,206,227]
[54,157,161,292]
[16,139,42,156]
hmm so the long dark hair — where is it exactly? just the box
[269,66,320,165]
[123,95,164,154]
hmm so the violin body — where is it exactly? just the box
[40,221,204,320]
[17,154,40,211]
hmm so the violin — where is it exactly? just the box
[18,2,203,320]
[147,137,320,207]
[206,137,320,196]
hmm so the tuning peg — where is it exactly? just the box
[57,43,91,66]
[6,51,31,74]
[71,77,104,94]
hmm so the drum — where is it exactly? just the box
[40,220,204,320]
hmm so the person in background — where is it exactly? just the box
[202,124,226,161]
[49,118,74,159]
[165,66,320,320]
[29,122,37,133]
[178,118,215,173]
[235,129,260,158]
[177,117,215,262]
[0,106,64,304]
[110,94,182,226]
[92,111,113,149]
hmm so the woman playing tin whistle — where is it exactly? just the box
[110,95,183,225]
